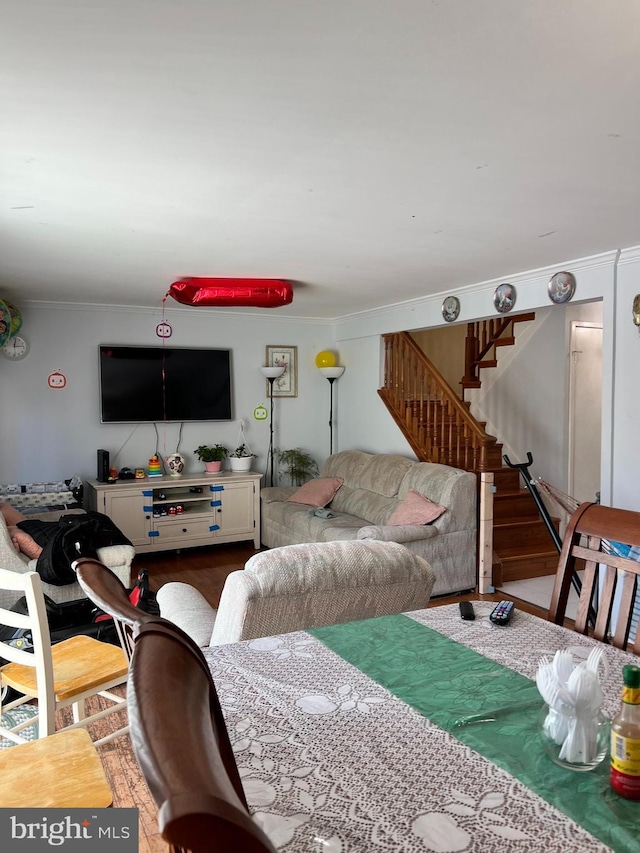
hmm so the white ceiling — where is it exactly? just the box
[2,1,639,320]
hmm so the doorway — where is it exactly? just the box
[568,322,603,505]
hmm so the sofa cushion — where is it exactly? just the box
[387,490,447,525]
[287,477,344,507]
[322,451,414,497]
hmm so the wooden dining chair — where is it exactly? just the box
[548,502,640,653]
[0,568,129,746]
[0,728,113,807]
[74,557,277,852]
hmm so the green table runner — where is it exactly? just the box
[309,614,639,853]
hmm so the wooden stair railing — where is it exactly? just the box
[379,332,503,473]
[461,313,535,393]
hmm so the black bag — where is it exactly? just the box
[18,511,132,586]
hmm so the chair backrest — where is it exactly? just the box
[129,619,277,851]
[0,568,57,738]
[73,557,146,660]
[549,502,640,652]
[212,538,437,645]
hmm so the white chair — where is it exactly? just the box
[157,539,438,647]
[0,568,129,746]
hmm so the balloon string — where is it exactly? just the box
[161,293,168,465]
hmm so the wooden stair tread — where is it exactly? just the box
[496,544,560,560]
[493,515,558,528]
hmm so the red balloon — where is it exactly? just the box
[168,278,293,308]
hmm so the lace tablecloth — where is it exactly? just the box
[203,603,638,852]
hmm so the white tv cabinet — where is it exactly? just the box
[85,471,262,553]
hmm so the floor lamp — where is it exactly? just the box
[259,365,285,486]
[318,366,345,455]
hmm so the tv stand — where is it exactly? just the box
[85,471,262,553]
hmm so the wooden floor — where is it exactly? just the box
[74,543,551,852]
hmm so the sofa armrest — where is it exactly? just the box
[157,582,218,648]
[260,486,298,503]
[356,524,439,544]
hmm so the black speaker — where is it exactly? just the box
[97,449,110,482]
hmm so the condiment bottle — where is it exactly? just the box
[610,664,640,799]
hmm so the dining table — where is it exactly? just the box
[203,602,640,853]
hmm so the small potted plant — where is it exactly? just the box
[194,444,228,474]
[229,443,256,473]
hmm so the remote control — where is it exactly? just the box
[489,600,515,626]
[459,601,476,621]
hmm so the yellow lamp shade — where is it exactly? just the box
[315,350,336,368]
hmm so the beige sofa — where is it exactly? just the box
[260,450,477,596]
[157,539,437,646]
[0,508,135,610]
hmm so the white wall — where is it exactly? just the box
[5,247,640,516]
[1,303,335,485]
[611,248,640,510]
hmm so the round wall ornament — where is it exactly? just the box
[442,295,460,323]
[494,283,516,313]
[2,333,29,360]
[548,271,576,304]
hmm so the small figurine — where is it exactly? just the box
[135,468,146,479]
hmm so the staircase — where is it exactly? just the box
[491,467,560,585]
[379,329,560,585]
[461,314,536,395]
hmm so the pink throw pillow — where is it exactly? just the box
[8,527,43,559]
[287,477,344,507]
[387,489,446,526]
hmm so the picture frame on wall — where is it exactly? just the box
[265,346,298,397]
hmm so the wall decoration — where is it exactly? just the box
[265,346,297,397]
[442,296,460,323]
[548,271,576,304]
[47,369,67,389]
[156,321,172,338]
[494,283,516,313]
[2,333,29,360]
[0,300,11,347]
[253,404,269,421]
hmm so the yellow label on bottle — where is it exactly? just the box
[611,733,640,775]
[622,687,640,705]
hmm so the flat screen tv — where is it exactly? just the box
[99,345,232,423]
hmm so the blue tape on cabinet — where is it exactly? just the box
[210,499,222,507]
[148,530,160,538]
[209,485,224,492]
[209,524,220,532]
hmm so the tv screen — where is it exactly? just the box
[99,345,232,423]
